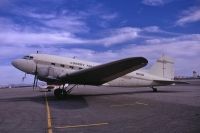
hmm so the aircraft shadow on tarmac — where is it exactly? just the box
[47,95,89,109]
[0,89,188,110]
[75,89,189,97]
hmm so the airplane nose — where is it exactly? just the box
[11,59,36,74]
[11,59,21,68]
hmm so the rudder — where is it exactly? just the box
[149,56,174,80]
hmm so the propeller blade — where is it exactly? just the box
[33,75,37,91]
[36,77,38,88]
[33,64,38,91]
[22,73,26,82]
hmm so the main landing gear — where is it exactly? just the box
[151,86,158,92]
[54,84,77,99]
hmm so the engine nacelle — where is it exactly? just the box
[37,66,49,77]
[37,65,68,79]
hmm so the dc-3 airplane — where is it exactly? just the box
[12,54,180,98]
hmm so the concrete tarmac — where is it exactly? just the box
[0,84,200,133]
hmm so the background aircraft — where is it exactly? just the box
[12,54,178,98]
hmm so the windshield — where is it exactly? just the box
[23,55,33,60]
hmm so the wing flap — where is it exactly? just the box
[60,57,148,85]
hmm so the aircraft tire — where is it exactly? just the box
[153,88,157,92]
[54,89,67,99]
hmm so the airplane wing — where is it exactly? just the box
[59,57,148,85]
[153,80,189,85]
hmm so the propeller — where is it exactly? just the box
[22,73,27,82]
[33,64,38,91]
[33,50,40,91]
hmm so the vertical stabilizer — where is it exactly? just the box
[149,56,174,80]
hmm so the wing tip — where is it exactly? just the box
[131,57,148,66]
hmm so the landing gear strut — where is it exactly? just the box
[151,86,157,92]
[54,84,77,99]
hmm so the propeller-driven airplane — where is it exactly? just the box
[12,54,179,98]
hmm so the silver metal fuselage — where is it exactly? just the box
[12,54,172,87]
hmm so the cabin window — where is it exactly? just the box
[60,64,65,67]
[23,56,29,59]
[69,66,74,69]
[51,63,55,66]
[79,67,83,70]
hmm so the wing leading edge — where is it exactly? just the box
[59,57,148,85]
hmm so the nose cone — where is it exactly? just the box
[11,59,22,69]
[12,59,21,68]
[11,59,36,74]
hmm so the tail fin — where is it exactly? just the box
[149,55,174,80]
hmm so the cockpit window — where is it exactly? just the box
[23,55,34,60]
[23,56,29,59]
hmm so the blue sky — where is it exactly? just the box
[0,0,200,84]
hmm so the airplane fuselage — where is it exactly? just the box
[12,54,172,87]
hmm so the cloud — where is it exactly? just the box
[23,11,89,33]
[0,32,87,45]
[0,0,199,85]
[24,12,56,19]
[43,17,89,33]
[176,7,200,26]
[100,13,118,21]
[143,26,161,32]
[72,34,200,76]
[0,0,11,7]
[144,35,200,56]
[92,27,141,46]
[2,33,200,84]
[47,33,200,76]
[0,21,184,48]
[0,8,132,47]
[0,15,188,48]
[0,16,85,46]
[0,17,18,31]
[0,18,142,46]
[142,0,170,6]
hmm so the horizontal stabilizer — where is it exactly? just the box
[154,80,189,85]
